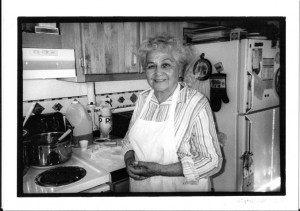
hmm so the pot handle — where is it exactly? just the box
[56,129,72,144]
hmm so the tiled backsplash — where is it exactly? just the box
[23,96,89,116]
[23,79,150,131]
[23,90,143,131]
[23,90,143,115]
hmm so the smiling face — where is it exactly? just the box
[145,49,181,101]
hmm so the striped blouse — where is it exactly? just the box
[122,82,223,183]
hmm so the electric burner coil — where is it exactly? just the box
[35,166,86,187]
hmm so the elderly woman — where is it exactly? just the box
[122,34,223,192]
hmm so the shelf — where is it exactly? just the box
[58,72,146,83]
[22,32,62,49]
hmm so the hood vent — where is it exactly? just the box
[22,48,76,79]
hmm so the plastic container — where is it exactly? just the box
[65,99,93,146]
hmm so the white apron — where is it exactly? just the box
[128,84,210,192]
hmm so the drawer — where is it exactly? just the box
[81,183,110,193]
[110,168,129,192]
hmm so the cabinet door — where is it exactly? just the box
[140,22,183,43]
[124,22,139,73]
[60,22,142,81]
[81,23,106,74]
[60,23,85,79]
[81,22,139,74]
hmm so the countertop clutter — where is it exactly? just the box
[23,138,127,194]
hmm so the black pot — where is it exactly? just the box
[24,132,72,167]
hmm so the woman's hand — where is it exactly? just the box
[124,150,148,180]
[131,161,162,177]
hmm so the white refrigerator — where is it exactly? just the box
[185,39,281,192]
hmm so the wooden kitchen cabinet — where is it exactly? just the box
[140,22,184,43]
[139,22,184,72]
[59,21,185,82]
[60,22,145,82]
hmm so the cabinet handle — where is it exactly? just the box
[80,57,85,68]
[80,57,88,74]
[132,53,137,66]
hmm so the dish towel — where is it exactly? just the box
[241,151,254,192]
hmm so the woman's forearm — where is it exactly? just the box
[160,162,184,177]
[124,150,135,165]
[134,161,184,177]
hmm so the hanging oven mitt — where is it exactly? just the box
[210,73,229,112]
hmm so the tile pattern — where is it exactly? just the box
[23,90,143,116]
[23,90,143,132]
[23,96,88,116]
[118,96,125,103]
[52,103,63,111]
[130,93,138,103]
[32,103,45,115]
[95,90,142,110]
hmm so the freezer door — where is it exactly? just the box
[238,39,280,114]
[238,107,281,192]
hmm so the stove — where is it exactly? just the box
[23,151,110,193]
[35,166,87,187]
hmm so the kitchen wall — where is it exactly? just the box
[23,79,150,129]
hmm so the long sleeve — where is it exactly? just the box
[178,99,223,183]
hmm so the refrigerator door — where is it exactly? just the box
[238,39,280,114]
[237,107,281,192]
[189,41,240,191]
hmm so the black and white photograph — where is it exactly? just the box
[2,0,299,210]
[19,17,284,195]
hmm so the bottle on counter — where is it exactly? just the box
[65,99,93,146]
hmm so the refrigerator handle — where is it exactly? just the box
[246,73,253,112]
[245,116,252,152]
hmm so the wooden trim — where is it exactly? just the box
[84,72,146,82]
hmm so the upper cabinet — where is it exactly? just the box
[60,22,143,82]
[140,22,184,43]
[139,22,185,73]
[60,22,185,81]
[80,22,139,74]
[22,21,185,82]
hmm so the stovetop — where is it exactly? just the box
[23,151,110,193]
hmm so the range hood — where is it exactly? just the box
[22,48,76,79]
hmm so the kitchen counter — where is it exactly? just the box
[72,139,125,173]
